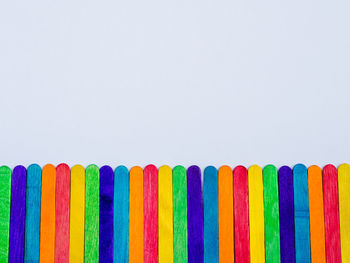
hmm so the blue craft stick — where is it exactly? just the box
[114,165,129,263]
[187,165,204,263]
[203,166,218,263]
[100,165,114,263]
[278,166,295,263]
[293,164,311,263]
[24,164,42,263]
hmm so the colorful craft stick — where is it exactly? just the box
[129,166,144,263]
[173,165,188,263]
[40,164,56,263]
[218,166,234,263]
[278,166,295,263]
[233,166,250,263]
[99,165,114,263]
[159,165,173,263]
[85,164,100,263]
[114,165,129,263]
[308,165,326,263]
[144,165,158,263]
[25,164,42,263]
[323,164,341,263]
[293,164,311,262]
[338,163,350,262]
[69,165,85,263]
[187,165,204,263]
[0,166,11,263]
[203,166,218,263]
[263,165,280,263]
[248,165,265,263]
[55,163,70,263]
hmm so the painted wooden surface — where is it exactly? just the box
[99,165,114,263]
[218,165,234,263]
[129,166,144,263]
[263,165,280,263]
[55,163,70,263]
[203,166,218,263]
[172,165,188,263]
[293,164,311,263]
[24,164,42,263]
[278,166,295,263]
[308,165,326,263]
[0,166,12,263]
[144,165,158,263]
[248,165,265,263]
[159,165,173,263]
[338,163,350,262]
[8,165,26,263]
[323,164,341,263]
[69,165,85,263]
[187,165,203,263]
[114,165,129,263]
[40,164,56,263]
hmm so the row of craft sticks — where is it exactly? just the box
[0,164,349,263]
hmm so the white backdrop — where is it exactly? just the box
[0,0,349,169]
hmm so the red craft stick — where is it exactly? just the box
[323,164,341,263]
[233,166,250,263]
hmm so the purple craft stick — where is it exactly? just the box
[187,165,204,263]
[100,165,114,263]
[9,165,27,263]
[278,166,295,263]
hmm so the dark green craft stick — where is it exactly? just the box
[85,164,100,263]
[173,165,188,263]
[263,165,281,263]
[0,166,11,263]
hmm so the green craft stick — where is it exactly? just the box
[0,166,11,263]
[85,164,100,263]
[173,165,188,263]
[263,165,281,263]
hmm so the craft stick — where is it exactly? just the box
[129,166,144,263]
[293,164,311,262]
[278,166,295,263]
[144,165,158,263]
[172,165,188,263]
[40,164,56,263]
[187,165,204,263]
[114,165,129,263]
[203,166,218,263]
[159,165,173,263]
[308,165,326,263]
[55,163,70,263]
[25,164,42,263]
[323,164,341,263]
[9,166,26,263]
[338,163,350,262]
[69,165,85,263]
[233,166,250,263]
[218,166,234,263]
[263,165,280,263]
[99,165,114,263]
[248,165,265,263]
[0,166,11,263]
[85,164,100,263]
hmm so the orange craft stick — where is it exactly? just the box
[129,166,144,263]
[218,166,234,263]
[40,164,56,263]
[308,165,326,263]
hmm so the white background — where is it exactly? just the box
[0,0,349,169]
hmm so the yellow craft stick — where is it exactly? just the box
[159,165,174,263]
[338,163,350,262]
[248,165,265,263]
[69,165,85,263]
